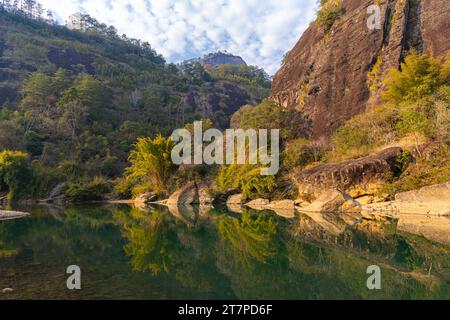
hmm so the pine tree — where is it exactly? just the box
[35,2,43,19]
[46,10,54,24]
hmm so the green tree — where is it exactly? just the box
[396,108,429,156]
[231,100,309,142]
[126,135,176,194]
[21,71,53,109]
[216,163,276,200]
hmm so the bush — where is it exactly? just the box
[230,100,309,142]
[379,144,450,199]
[382,52,447,105]
[216,164,277,200]
[126,135,176,194]
[282,138,327,170]
[316,0,344,33]
[0,150,31,200]
[65,177,112,201]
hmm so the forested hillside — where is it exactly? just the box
[0,6,270,198]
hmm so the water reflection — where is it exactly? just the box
[0,203,449,300]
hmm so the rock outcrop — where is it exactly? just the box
[166,183,199,205]
[134,192,158,207]
[226,194,243,205]
[395,182,450,215]
[299,189,361,213]
[270,0,450,138]
[245,198,270,209]
[198,183,214,205]
[293,147,403,199]
[362,182,450,215]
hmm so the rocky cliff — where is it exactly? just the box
[270,0,450,138]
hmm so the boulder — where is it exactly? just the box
[293,148,403,200]
[166,183,199,205]
[226,194,243,205]
[40,182,67,203]
[300,189,358,213]
[245,199,270,208]
[134,192,158,207]
[266,200,296,210]
[0,210,30,221]
[198,183,214,205]
[394,182,450,215]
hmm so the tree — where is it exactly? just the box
[58,100,87,144]
[0,150,31,200]
[21,71,54,132]
[396,108,429,156]
[52,68,71,94]
[382,52,443,104]
[46,9,55,24]
[126,135,176,194]
[230,100,310,142]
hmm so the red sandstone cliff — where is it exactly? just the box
[270,0,450,138]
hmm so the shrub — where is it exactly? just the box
[230,100,309,142]
[282,138,326,170]
[126,135,176,194]
[216,164,276,200]
[382,52,445,105]
[0,150,31,200]
[65,177,112,201]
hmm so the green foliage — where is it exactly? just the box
[282,138,327,170]
[316,0,344,33]
[216,164,276,200]
[0,9,271,194]
[331,51,450,161]
[21,71,53,109]
[121,208,180,275]
[382,52,446,104]
[0,150,31,200]
[126,135,176,194]
[65,177,112,201]
[231,100,309,142]
[217,209,277,267]
[379,144,450,199]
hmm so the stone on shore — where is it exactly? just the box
[166,182,199,205]
[0,210,30,220]
[293,147,404,200]
[198,183,214,205]
[363,182,450,216]
[245,198,270,209]
[300,189,361,213]
[134,192,158,207]
[226,194,243,205]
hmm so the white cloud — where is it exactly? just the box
[39,0,317,74]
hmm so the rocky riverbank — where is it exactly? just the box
[0,210,30,221]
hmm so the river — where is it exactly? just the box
[1,203,449,300]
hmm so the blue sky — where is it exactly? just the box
[40,0,318,74]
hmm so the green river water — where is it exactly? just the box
[1,203,449,300]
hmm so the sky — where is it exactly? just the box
[39,0,318,75]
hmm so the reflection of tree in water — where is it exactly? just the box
[117,207,182,275]
[0,224,17,258]
[217,209,278,268]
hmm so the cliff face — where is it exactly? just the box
[270,0,450,138]
[201,52,247,67]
